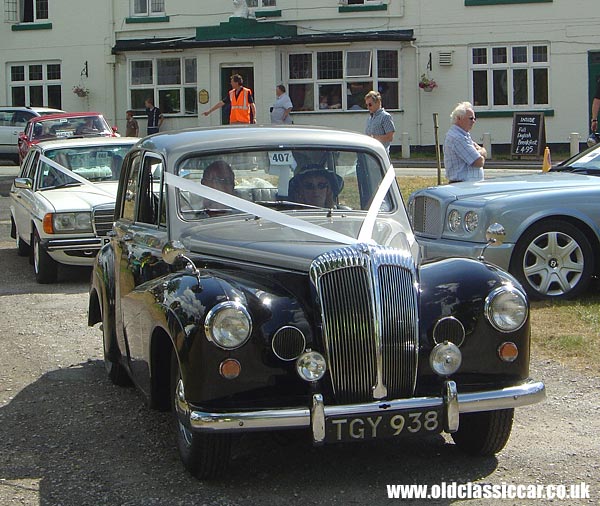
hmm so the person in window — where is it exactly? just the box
[288,165,343,208]
[76,117,99,135]
[200,160,235,210]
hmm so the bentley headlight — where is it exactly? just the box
[448,209,461,232]
[464,211,479,232]
[430,342,462,376]
[485,286,528,332]
[52,212,92,232]
[205,301,252,350]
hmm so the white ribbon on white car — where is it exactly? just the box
[39,154,114,198]
[164,163,396,246]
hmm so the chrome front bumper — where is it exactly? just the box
[186,379,545,443]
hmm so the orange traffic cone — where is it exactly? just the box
[542,146,552,172]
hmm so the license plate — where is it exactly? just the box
[325,408,443,443]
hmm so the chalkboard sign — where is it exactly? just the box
[511,112,546,157]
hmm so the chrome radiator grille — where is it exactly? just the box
[310,245,418,404]
[92,206,115,237]
[412,196,442,236]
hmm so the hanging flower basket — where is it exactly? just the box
[72,85,90,98]
[418,74,437,92]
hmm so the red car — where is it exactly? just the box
[18,112,118,163]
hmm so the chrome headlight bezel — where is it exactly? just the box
[448,209,461,232]
[52,212,92,233]
[204,301,252,350]
[485,285,528,333]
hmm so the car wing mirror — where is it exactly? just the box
[478,223,506,261]
[14,177,32,190]
[162,240,202,285]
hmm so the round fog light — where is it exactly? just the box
[219,359,241,379]
[430,341,462,376]
[296,350,326,382]
[498,341,519,362]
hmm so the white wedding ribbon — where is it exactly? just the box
[164,162,397,246]
[39,155,115,198]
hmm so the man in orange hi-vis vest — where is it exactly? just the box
[203,74,257,124]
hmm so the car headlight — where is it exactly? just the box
[485,286,528,332]
[51,212,92,233]
[464,211,479,232]
[430,342,462,376]
[205,301,252,350]
[296,350,327,382]
[448,209,461,232]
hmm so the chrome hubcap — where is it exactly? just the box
[523,231,584,297]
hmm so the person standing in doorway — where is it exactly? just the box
[125,110,139,137]
[364,90,395,156]
[270,84,293,125]
[203,74,257,124]
[145,97,163,135]
[443,101,487,183]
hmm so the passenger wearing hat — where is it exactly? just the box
[288,165,343,208]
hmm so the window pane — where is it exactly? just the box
[377,50,398,78]
[318,84,342,109]
[150,0,164,13]
[262,0,276,6]
[289,54,312,79]
[130,89,149,115]
[533,46,548,63]
[184,59,196,84]
[289,84,314,111]
[131,61,153,85]
[317,52,343,80]
[12,87,26,106]
[30,85,44,106]
[492,70,508,105]
[347,82,372,110]
[533,68,549,104]
[47,64,61,80]
[472,70,488,106]
[247,0,258,7]
[492,47,507,64]
[346,51,371,78]
[184,87,197,114]
[472,48,487,65]
[36,0,48,19]
[157,59,181,85]
[379,81,399,109]
[11,66,25,81]
[512,46,527,64]
[159,89,180,114]
[48,85,62,109]
[513,69,528,105]
[29,65,43,81]
[134,0,148,15]
[123,154,141,221]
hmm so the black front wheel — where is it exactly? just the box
[170,350,232,480]
[451,408,514,456]
[32,230,57,284]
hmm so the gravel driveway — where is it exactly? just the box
[0,188,597,505]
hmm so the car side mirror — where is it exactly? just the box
[14,177,32,190]
[162,240,188,265]
[112,126,118,133]
[485,223,506,246]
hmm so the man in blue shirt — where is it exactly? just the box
[364,90,395,156]
[443,101,487,183]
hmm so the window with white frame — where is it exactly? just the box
[5,0,48,22]
[129,57,197,115]
[246,0,276,7]
[287,48,399,112]
[470,43,549,109]
[340,0,383,5]
[9,62,61,108]
[131,0,165,16]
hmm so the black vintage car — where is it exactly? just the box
[88,126,545,479]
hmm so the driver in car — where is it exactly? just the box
[288,165,342,208]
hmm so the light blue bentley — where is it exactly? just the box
[408,145,600,300]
